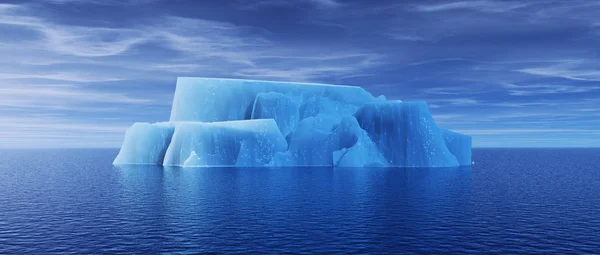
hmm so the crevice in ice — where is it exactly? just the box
[249,93,260,120]
[159,128,176,164]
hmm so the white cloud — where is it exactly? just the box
[503,83,600,96]
[455,128,600,135]
[407,58,470,66]
[517,63,600,81]
[309,0,340,8]
[0,117,129,132]
[234,0,341,9]
[0,84,154,111]
[0,72,127,82]
[0,6,148,57]
[235,66,358,82]
[427,98,480,106]
[0,6,258,63]
[389,34,426,41]
[153,17,265,67]
[422,86,486,95]
[0,116,130,148]
[432,114,465,121]
[0,4,379,82]
[413,0,528,13]
[487,102,558,108]
[0,115,129,149]
[0,3,17,10]
[40,0,159,5]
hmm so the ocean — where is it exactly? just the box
[1,148,599,253]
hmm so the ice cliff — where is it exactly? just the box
[114,77,471,167]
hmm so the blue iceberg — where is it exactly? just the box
[114,77,471,167]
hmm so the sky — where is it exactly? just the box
[0,0,599,148]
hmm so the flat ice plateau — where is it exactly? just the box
[114,77,471,167]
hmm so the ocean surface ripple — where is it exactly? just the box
[1,148,599,254]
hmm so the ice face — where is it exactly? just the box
[163,119,287,167]
[170,77,375,122]
[354,101,460,167]
[251,92,299,137]
[441,129,472,166]
[114,77,472,167]
[114,119,287,167]
[269,116,386,167]
[113,123,174,165]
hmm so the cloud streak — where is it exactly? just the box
[0,116,129,148]
[503,83,600,96]
[0,4,379,81]
[0,5,147,57]
[455,128,600,135]
[412,0,529,13]
[233,0,341,10]
[0,84,153,109]
[517,64,600,81]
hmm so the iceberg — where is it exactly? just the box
[114,77,472,168]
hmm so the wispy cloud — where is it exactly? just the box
[237,51,380,81]
[40,0,159,5]
[388,34,426,42]
[235,66,362,82]
[0,116,129,148]
[577,108,599,112]
[422,86,487,95]
[517,63,600,81]
[0,5,146,57]
[503,83,600,96]
[432,114,465,121]
[413,0,529,13]
[0,7,255,59]
[308,0,340,8]
[0,84,154,110]
[0,72,127,82]
[0,4,379,81]
[427,98,481,106]
[455,128,600,135]
[0,117,129,133]
[233,0,341,10]
[528,1,600,22]
[487,102,559,108]
[407,58,470,66]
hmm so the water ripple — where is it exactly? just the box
[0,148,599,253]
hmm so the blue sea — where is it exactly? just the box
[1,148,599,254]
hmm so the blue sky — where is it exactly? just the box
[0,0,599,148]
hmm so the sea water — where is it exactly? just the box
[0,148,599,253]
